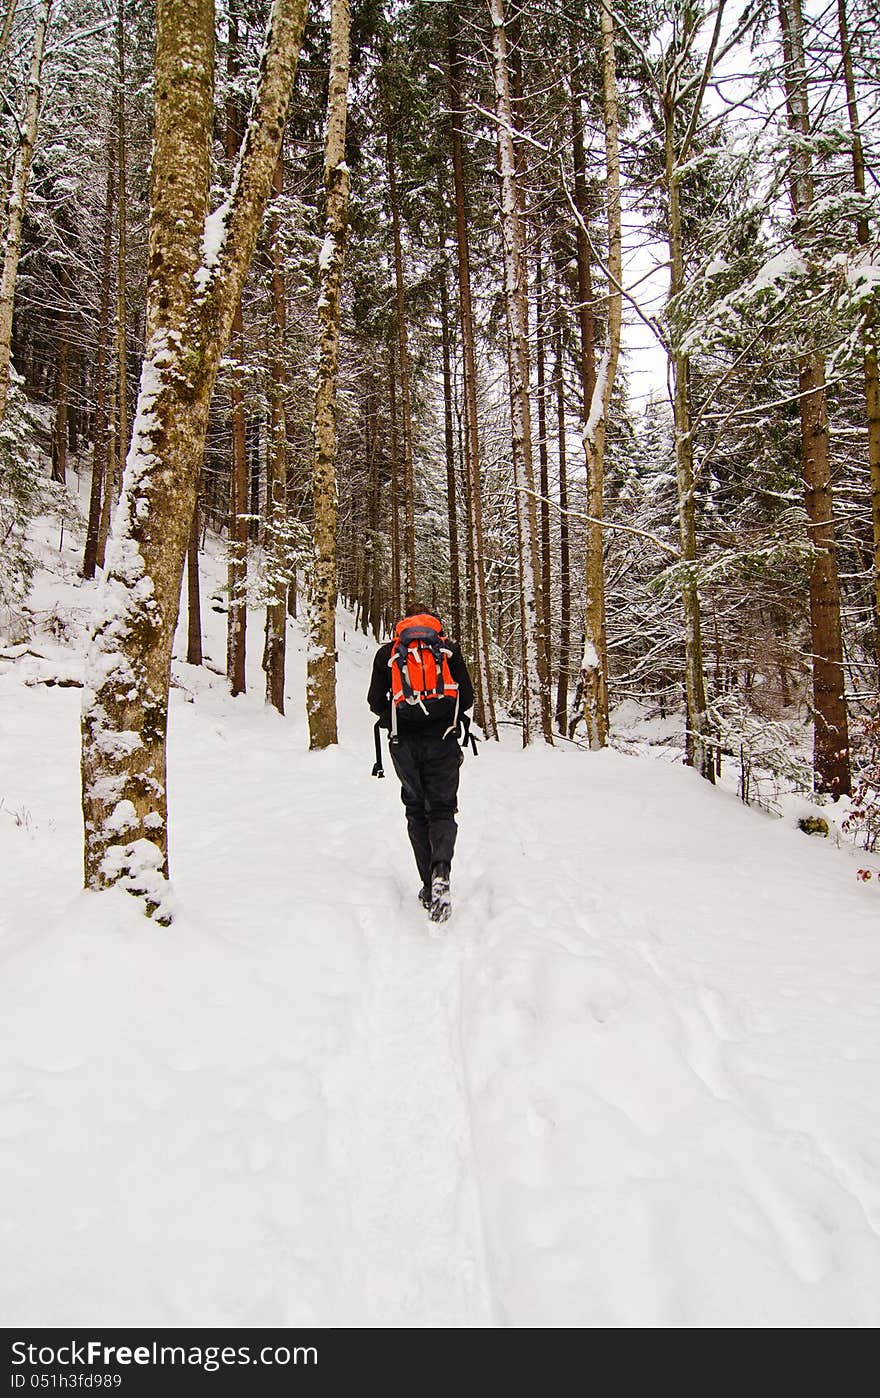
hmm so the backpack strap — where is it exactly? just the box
[390,685,399,743]
[371,719,385,777]
[460,711,478,757]
[442,687,459,740]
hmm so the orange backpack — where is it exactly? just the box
[388,613,459,739]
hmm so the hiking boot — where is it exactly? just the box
[418,884,432,911]
[430,862,452,924]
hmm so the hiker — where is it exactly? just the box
[368,611,475,922]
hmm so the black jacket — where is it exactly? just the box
[368,638,475,738]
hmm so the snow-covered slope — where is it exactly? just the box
[1,532,879,1327]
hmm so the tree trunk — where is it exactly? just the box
[668,185,713,779]
[535,245,551,657]
[96,370,117,571]
[488,0,552,745]
[68,350,80,456]
[82,132,113,579]
[510,25,551,704]
[778,0,850,796]
[440,258,462,642]
[364,385,382,638]
[385,104,416,609]
[799,353,851,795]
[93,66,130,566]
[836,0,880,669]
[570,65,596,423]
[0,0,52,424]
[81,0,311,916]
[226,304,248,695]
[554,313,571,736]
[572,47,606,748]
[447,3,497,737]
[388,341,402,617]
[226,11,248,696]
[664,99,714,782]
[264,153,288,713]
[306,0,350,749]
[0,0,18,66]
[51,295,69,485]
[579,3,622,750]
[115,0,129,485]
[186,492,203,666]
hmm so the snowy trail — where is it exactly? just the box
[329,894,494,1326]
[169,675,496,1327]
[3,557,880,1325]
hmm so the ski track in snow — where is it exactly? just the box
[2,533,880,1326]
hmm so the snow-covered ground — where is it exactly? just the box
[1,522,880,1327]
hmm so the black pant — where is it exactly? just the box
[389,732,462,887]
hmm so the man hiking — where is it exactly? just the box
[368,611,474,923]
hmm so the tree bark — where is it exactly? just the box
[115,0,129,488]
[388,341,402,618]
[51,291,69,485]
[225,8,248,696]
[778,0,850,796]
[186,492,203,665]
[439,257,462,642]
[488,0,552,745]
[384,99,416,609]
[579,2,622,749]
[0,0,18,65]
[666,113,714,781]
[554,312,571,736]
[570,66,596,422]
[82,130,113,579]
[93,64,130,567]
[81,0,311,915]
[447,3,497,736]
[364,385,382,638]
[535,245,551,657]
[306,0,350,749]
[836,0,880,669]
[96,370,117,572]
[0,0,52,424]
[226,303,248,694]
[264,153,288,712]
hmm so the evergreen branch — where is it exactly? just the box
[514,484,681,558]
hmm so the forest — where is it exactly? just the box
[3,0,880,1336]
[1,0,879,907]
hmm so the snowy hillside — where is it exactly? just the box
[2,528,880,1327]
